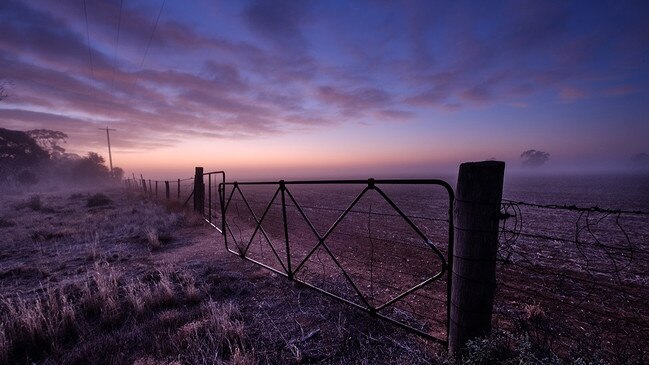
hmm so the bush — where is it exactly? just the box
[451,330,561,365]
[16,195,43,211]
[87,193,112,207]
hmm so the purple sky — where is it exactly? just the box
[1,0,648,178]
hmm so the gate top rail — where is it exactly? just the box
[223,178,453,191]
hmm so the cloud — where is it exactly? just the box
[558,87,587,102]
[242,0,309,43]
[1,0,648,155]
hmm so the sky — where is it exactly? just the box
[1,0,648,179]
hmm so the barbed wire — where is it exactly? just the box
[496,199,649,362]
[502,199,649,215]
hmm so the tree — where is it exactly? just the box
[0,128,48,183]
[630,153,649,169]
[520,149,550,167]
[0,128,49,168]
[112,166,125,180]
[26,129,68,159]
[70,152,110,182]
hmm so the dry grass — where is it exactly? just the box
[86,192,112,207]
[0,265,255,365]
[0,187,447,364]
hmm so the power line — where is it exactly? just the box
[110,0,124,90]
[82,0,97,102]
[133,0,166,87]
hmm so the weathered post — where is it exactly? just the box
[177,179,181,200]
[449,161,505,353]
[165,181,170,200]
[193,167,204,214]
[148,180,152,195]
[141,179,147,193]
[155,181,158,197]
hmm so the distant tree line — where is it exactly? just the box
[0,127,124,187]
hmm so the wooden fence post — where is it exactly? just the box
[193,167,204,214]
[177,179,181,200]
[155,181,158,197]
[165,181,170,200]
[449,161,505,353]
[141,179,147,193]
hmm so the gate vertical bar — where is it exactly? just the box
[449,161,505,352]
[280,181,292,278]
[193,167,204,214]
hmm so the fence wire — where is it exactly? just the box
[496,199,649,363]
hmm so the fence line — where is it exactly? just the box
[496,199,649,362]
[121,168,649,363]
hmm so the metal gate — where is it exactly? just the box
[219,179,454,344]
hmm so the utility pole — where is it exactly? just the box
[99,127,116,175]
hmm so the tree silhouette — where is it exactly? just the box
[70,152,110,182]
[27,129,69,159]
[520,149,550,167]
[0,128,49,183]
[0,128,48,168]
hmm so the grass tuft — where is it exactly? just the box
[87,193,112,207]
[15,195,43,211]
[0,218,15,228]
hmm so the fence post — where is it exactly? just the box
[155,181,158,197]
[193,167,204,214]
[449,161,505,353]
[141,179,147,193]
[165,181,170,200]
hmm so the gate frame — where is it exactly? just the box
[219,178,455,344]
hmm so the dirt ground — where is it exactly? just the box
[0,187,445,365]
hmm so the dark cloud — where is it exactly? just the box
[315,86,395,117]
[520,149,550,168]
[242,1,309,43]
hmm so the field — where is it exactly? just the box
[0,187,444,365]
[2,173,648,364]
[215,176,649,364]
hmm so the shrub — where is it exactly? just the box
[87,193,112,207]
[0,218,15,228]
[453,330,561,365]
[16,195,43,211]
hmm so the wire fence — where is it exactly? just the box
[123,171,225,231]
[124,176,195,203]
[496,200,649,363]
